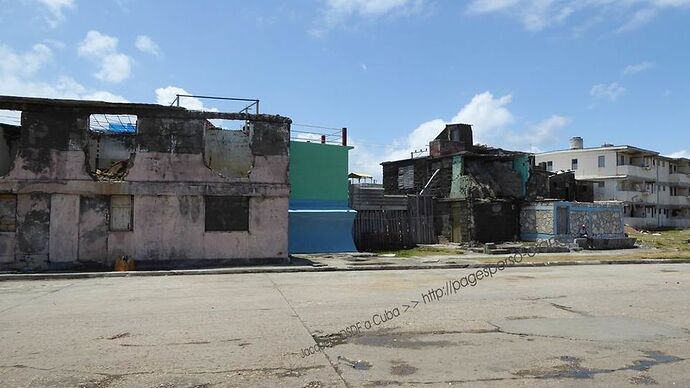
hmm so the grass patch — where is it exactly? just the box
[468,251,690,264]
[380,246,464,258]
[629,229,690,251]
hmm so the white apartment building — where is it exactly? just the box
[536,137,690,229]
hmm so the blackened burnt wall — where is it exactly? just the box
[472,201,518,243]
[382,157,452,198]
[19,111,89,176]
[137,117,205,154]
[527,169,550,200]
[21,111,87,151]
[251,121,289,156]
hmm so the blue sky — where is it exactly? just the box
[1,0,689,179]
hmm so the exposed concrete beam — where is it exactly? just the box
[0,95,291,124]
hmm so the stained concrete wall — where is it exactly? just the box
[49,194,79,262]
[0,97,291,270]
[204,129,252,178]
[15,193,51,268]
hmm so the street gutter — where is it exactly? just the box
[2,258,690,281]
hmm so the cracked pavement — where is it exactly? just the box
[1,264,690,387]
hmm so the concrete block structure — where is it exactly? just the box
[520,200,625,241]
[536,137,690,229]
[0,96,291,270]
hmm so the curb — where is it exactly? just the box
[2,258,690,281]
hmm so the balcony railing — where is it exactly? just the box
[669,173,690,185]
[615,190,652,203]
[617,165,656,179]
[668,196,690,206]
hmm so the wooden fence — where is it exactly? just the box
[351,192,437,251]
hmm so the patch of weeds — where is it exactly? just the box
[631,229,690,252]
[379,246,464,258]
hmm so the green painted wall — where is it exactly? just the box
[449,155,464,199]
[290,141,352,202]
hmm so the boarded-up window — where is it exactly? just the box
[398,165,414,189]
[205,196,249,231]
[0,194,17,232]
[110,195,133,231]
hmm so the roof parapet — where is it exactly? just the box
[0,95,291,124]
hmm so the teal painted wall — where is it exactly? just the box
[288,141,357,253]
[289,141,352,202]
[513,155,531,197]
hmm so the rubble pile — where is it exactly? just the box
[95,160,128,181]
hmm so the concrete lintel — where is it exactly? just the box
[0,181,289,197]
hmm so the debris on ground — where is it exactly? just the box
[624,225,640,235]
[95,160,129,181]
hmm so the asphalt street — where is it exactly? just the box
[1,263,689,387]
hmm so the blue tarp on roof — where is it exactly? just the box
[107,123,137,133]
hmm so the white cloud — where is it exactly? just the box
[293,133,323,142]
[43,39,66,50]
[667,150,690,158]
[616,8,657,32]
[452,92,514,142]
[465,0,690,33]
[94,53,131,83]
[590,82,626,101]
[0,43,53,78]
[467,0,519,14]
[0,43,127,124]
[653,0,690,6]
[468,0,574,31]
[311,0,426,36]
[156,86,203,109]
[623,61,655,75]
[78,30,132,83]
[155,86,220,112]
[1,49,127,124]
[81,90,129,103]
[349,91,568,180]
[156,86,227,127]
[135,35,160,56]
[78,31,118,58]
[37,0,76,27]
[525,115,571,143]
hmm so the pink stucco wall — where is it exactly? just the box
[0,100,291,270]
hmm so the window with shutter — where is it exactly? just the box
[110,195,133,231]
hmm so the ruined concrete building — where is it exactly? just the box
[382,124,549,243]
[0,96,291,270]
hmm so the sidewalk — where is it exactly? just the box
[1,247,689,281]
